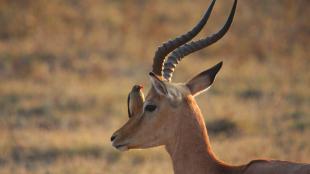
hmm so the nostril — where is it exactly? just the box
[110,135,117,142]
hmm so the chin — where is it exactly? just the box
[113,141,161,151]
[117,145,129,152]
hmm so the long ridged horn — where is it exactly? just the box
[163,0,237,81]
[152,0,217,76]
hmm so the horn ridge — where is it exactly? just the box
[163,0,237,81]
[152,0,217,76]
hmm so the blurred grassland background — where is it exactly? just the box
[0,0,309,173]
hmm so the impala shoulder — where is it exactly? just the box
[243,160,310,174]
[242,159,270,173]
[245,159,270,167]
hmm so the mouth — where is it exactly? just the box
[113,143,129,151]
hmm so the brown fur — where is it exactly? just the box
[112,69,309,174]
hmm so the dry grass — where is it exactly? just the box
[0,0,309,173]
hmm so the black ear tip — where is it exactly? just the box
[216,61,223,69]
[211,61,223,73]
[206,61,223,82]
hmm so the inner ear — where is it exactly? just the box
[149,72,168,96]
[186,62,222,96]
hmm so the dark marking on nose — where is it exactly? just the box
[110,135,117,142]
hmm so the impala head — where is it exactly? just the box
[111,0,237,151]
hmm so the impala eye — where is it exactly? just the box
[145,104,157,112]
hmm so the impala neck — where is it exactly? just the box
[165,97,243,174]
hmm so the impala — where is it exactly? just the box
[111,0,310,173]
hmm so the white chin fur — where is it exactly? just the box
[117,146,129,151]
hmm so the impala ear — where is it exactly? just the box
[186,62,222,96]
[149,72,168,96]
